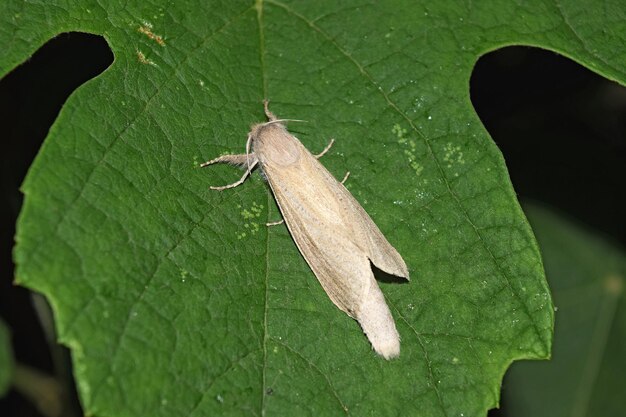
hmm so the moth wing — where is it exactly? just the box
[328,174,410,281]
[264,150,403,358]
[266,164,372,315]
[287,146,409,281]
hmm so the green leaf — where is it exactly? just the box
[0,319,14,396]
[504,204,625,417]
[10,0,626,415]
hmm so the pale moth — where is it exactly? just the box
[201,101,409,359]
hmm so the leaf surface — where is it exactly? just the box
[5,0,622,415]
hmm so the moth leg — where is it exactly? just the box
[266,219,284,227]
[263,99,278,122]
[315,138,335,159]
[209,161,258,190]
[200,154,259,191]
[200,153,256,167]
[341,171,350,184]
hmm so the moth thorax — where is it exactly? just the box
[258,130,300,166]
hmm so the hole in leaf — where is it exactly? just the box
[470,46,626,246]
[0,32,113,417]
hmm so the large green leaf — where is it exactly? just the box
[6,0,624,415]
[504,204,625,417]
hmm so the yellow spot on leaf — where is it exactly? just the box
[443,142,465,168]
[138,23,166,46]
[393,123,423,176]
[136,50,156,66]
[236,202,264,238]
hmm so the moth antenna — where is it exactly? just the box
[264,119,307,126]
[263,100,307,125]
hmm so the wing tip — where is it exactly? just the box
[373,338,401,360]
[357,279,402,360]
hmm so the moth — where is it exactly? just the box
[201,101,409,359]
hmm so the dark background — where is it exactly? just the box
[1,33,624,416]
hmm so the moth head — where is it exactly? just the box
[249,119,286,139]
[250,118,305,137]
